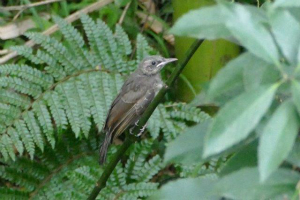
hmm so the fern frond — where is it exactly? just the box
[52,15,96,68]
[32,101,55,147]
[44,91,68,131]
[97,19,126,72]
[56,83,81,137]
[0,132,163,199]
[0,103,21,123]
[117,182,158,200]
[115,24,132,56]
[148,109,161,139]
[0,64,53,89]
[136,34,156,62]
[0,89,31,109]
[68,166,99,192]
[0,187,29,200]
[0,134,14,161]
[23,111,44,151]
[7,127,24,155]
[158,105,177,141]
[124,140,152,181]
[168,102,210,123]
[36,50,66,80]
[0,77,42,98]
[14,120,35,159]
[72,77,92,137]
[10,46,43,64]
[80,14,112,68]
[107,163,126,188]
[131,155,163,182]
[25,32,80,73]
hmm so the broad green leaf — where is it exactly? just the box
[270,10,300,65]
[220,141,257,176]
[149,176,219,200]
[220,2,279,65]
[170,5,232,40]
[291,80,300,114]
[151,167,299,200]
[288,8,300,23]
[204,85,278,157]
[214,167,300,200]
[207,53,246,103]
[286,139,300,168]
[274,0,300,7]
[259,100,299,181]
[164,120,211,164]
[243,53,280,91]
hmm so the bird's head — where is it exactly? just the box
[139,56,178,76]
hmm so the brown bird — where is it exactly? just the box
[99,55,177,164]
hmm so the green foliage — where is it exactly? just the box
[154,0,300,199]
[0,13,209,198]
[0,133,160,199]
[151,167,300,200]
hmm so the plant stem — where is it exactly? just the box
[87,39,204,200]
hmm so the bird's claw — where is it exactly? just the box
[137,123,147,137]
[129,122,147,137]
[129,126,134,135]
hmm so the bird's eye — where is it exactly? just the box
[151,61,156,65]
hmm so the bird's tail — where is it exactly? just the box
[99,132,111,165]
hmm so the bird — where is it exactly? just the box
[99,55,178,164]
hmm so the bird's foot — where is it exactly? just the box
[129,126,135,135]
[137,123,147,137]
[129,122,147,137]
[130,120,139,135]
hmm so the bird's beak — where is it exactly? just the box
[163,58,178,65]
[157,58,178,68]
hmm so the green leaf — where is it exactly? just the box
[214,167,300,200]
[204,84,278,157]
[286,139,300,168]
[164,120,211,165]
[259,100,299,181]
[151,167,299,200]
[219,2,279,65]
[149,176,219,200]
[243,54,280,91]
[292,80,300,114]
[274,0,300,7]
[207,53,246,104]
[220,141,257,176]
[270,10,300,65]
[170,4,233,40]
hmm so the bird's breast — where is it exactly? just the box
[154,80,164,95]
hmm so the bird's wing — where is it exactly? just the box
[104,76,155,139]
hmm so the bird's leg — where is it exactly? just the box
[129,120,147,137]
[129,120,140,135]
[137,123,147,137]
[129,126,134,135]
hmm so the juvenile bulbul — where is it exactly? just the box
[99,56,177,164]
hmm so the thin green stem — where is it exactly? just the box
[87,39,204,200]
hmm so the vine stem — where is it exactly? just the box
[87,39,204,200]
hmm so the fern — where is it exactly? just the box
[0,14,207,160]
[0,134,161,199]
[0,13,210,199]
